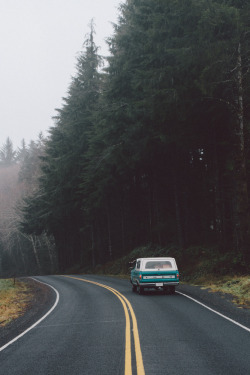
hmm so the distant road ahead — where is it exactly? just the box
[0,275,250,375]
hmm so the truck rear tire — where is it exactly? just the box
[137,285,144,295]
[169,286,175,294]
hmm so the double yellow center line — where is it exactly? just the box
[63,276,145,375]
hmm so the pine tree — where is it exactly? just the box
[16,139,28,163]
[0,137,16,166]
[19,1,250,270]
[20,22,103,270]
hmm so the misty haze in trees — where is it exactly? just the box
[2,0,250,276]
[0,135,57,277]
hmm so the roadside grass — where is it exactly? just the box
[190,275,250,308]
[0,279,32,327]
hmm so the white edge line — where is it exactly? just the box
[176,291,250,333]
[0,277,60,352]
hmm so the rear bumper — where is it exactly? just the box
[139,281,179,287]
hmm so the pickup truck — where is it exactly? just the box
[130,257,179,294]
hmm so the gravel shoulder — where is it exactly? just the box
[0,277,55,347]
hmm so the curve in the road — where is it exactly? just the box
[0,278,60,353]
[63,275,145,375]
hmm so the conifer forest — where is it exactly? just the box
[1,0,250,275]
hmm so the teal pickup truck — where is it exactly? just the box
[130,257,179,294]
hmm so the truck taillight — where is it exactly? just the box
[139,274,142,279]
[177,273,179,279]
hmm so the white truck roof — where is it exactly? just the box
[136,257,178,270]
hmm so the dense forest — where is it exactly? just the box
[0,136,57,276]
[1,0,250,275]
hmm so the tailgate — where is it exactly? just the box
[141,271,179,283]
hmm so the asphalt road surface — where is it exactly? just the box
[0,275,250,375]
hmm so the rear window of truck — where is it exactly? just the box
[144,260,173,270]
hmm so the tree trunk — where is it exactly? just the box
[106,205,112,259]
[91,224,96,269]
[233,42,250,263]
[174,179,184,249]
[44,234,57,273]
[30,235,42,273]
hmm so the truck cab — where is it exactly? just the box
[130,257,179,294]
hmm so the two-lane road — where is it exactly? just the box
[0,275,250,375]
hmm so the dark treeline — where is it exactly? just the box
[20,0,250,272]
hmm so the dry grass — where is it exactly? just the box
[0,279,32,327]
[192,275,250,308]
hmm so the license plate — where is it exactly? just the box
[156,283,163,286]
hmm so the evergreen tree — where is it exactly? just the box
[16,139,29,164]
[0,137,16,166]
[20,22,103,270]
[19,1,250,271]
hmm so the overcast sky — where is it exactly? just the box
[0,0,123,149]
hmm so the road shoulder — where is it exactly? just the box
[0,277,55,347]
[178,283,250,329]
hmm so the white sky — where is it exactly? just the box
[0,0,122,149]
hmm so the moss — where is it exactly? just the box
[0,279,32,326]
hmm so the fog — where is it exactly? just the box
[0,0,122,149]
